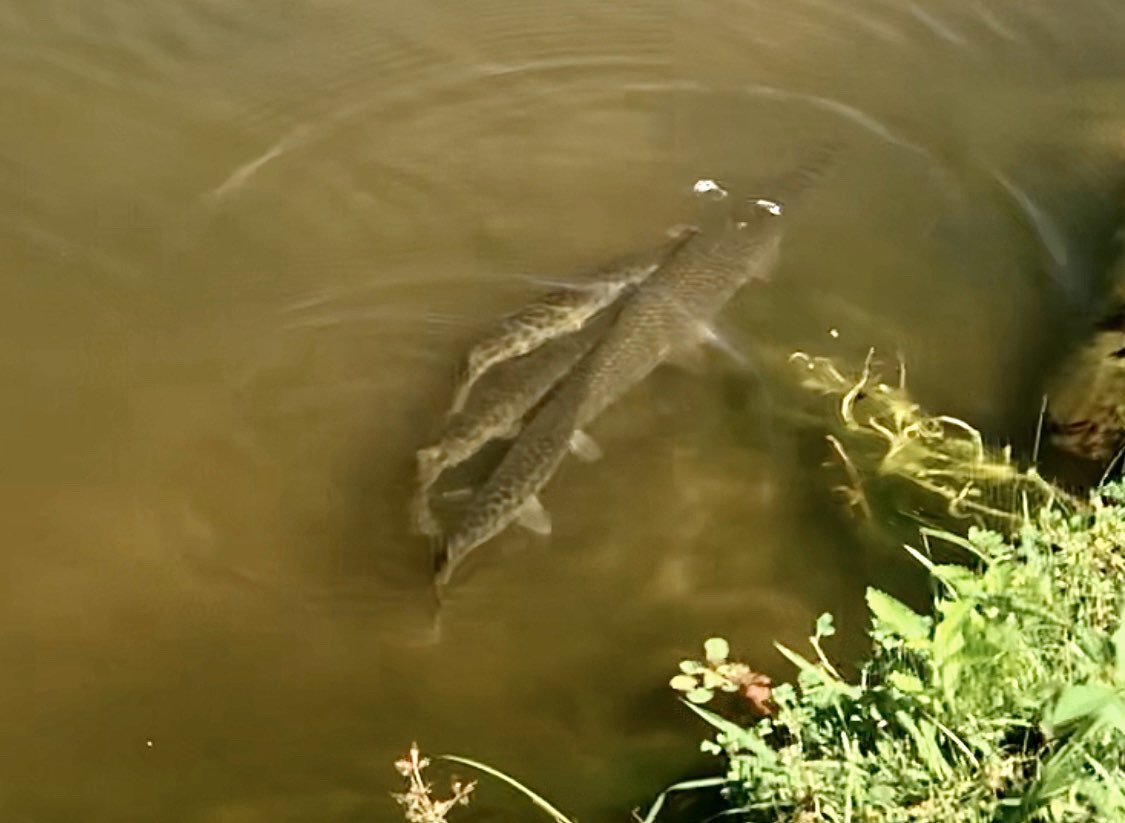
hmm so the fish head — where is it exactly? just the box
[722,197,786,278]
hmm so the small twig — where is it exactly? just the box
[840,348,875,427]
[811,634,843,681]
[1032,394,1048,466]
[440,755,574,823]
[1100,440,1125,486]
[394,743,476,823]
[826,434,873,519]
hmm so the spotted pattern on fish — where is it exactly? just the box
[436,199,785,585]
[449,225,699,413]
[572,200,786,430]
[411,311,613,536]
[434,389,579,585]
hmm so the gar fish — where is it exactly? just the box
[411,309,616,536]
[449,225,700,413]
[435,197,786,586]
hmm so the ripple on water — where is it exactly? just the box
[1,0,291,71]
[4,1,1125,821]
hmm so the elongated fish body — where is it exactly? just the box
[433,385,582,586]
[421,313,613,484]
[449,225,699,413]
[411,311,614,535]
[435,199,784,585]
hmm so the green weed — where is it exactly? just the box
[656,352,1125,822]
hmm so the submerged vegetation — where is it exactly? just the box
[788,348,1077,529]
[400,351,1125,822]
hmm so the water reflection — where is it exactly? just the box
[1,0,1123,819]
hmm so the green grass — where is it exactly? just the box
[658,352,1125,821]
[673,504,1125,821]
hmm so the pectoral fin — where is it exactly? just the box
[696,323,750,369]
[515,495,552,536]
[449,382,473,416]
[569,429,603,461]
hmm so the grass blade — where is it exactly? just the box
[439,754,574,823]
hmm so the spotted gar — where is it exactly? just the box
[411,309,616,536]
[435,197,786,586]
[449,225,700,413]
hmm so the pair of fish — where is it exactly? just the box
[434,195,787,586]
[448,224,702,415]
[412,225,700,536]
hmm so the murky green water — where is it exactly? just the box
[2,1,1124,820]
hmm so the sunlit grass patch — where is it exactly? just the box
[657,352,1125,822]
[671,506,1125,821]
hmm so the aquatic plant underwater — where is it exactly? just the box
[398,351,1125,822]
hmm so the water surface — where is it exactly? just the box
[2,1,1124,819]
